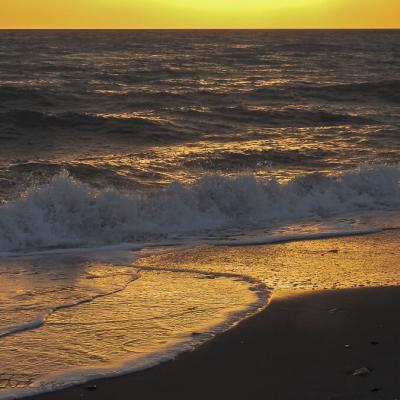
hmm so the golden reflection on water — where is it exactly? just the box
[0,259,135,334]
[0,256,259,392]
[0,231,398,393]
[98,111,168,123]
[138,230,400,291]
[54,124,374,189]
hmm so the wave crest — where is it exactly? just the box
[0,166,399,252]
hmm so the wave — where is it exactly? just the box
[0,110,184,143]
[204,106,372,126]
[0,85,53,105]
[256,80,400,104]
[314,80,400,103]
[5,159,165,192]
[0,165,399,253]
[0,109,162,129]
[182,148,335,170]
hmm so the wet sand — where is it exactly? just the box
[30,285,400,400]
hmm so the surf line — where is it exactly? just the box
[213,227,384,247]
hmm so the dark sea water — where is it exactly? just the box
[0,30,399,252]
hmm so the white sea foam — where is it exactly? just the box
[0,165,399,253]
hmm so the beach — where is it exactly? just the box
[25,230,400,400]
[0,230,395,399]
[29,285,400,400]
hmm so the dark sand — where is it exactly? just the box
[30,286,400,400]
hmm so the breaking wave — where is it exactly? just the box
[0,165,399,253]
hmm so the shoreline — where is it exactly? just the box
[28,286,400,400]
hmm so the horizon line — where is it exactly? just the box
[0,27,399,31]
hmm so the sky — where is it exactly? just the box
[0,0,399,29]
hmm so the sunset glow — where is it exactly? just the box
[1,0,399,29]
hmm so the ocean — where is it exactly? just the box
[0,30,399,398]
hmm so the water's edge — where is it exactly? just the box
[0,264,270,400]
[1,226,399,400]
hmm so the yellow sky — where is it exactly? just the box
[1,0,399,29]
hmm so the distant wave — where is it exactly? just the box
[0,109,159,128]
[3,105,352,144]
[182,148,335,170]
[256,80,400,104]
[0,110,181,140]
[304,80,400,103]
[0,165,399,253]
[208,106,373,126]
[0,85,52,105]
